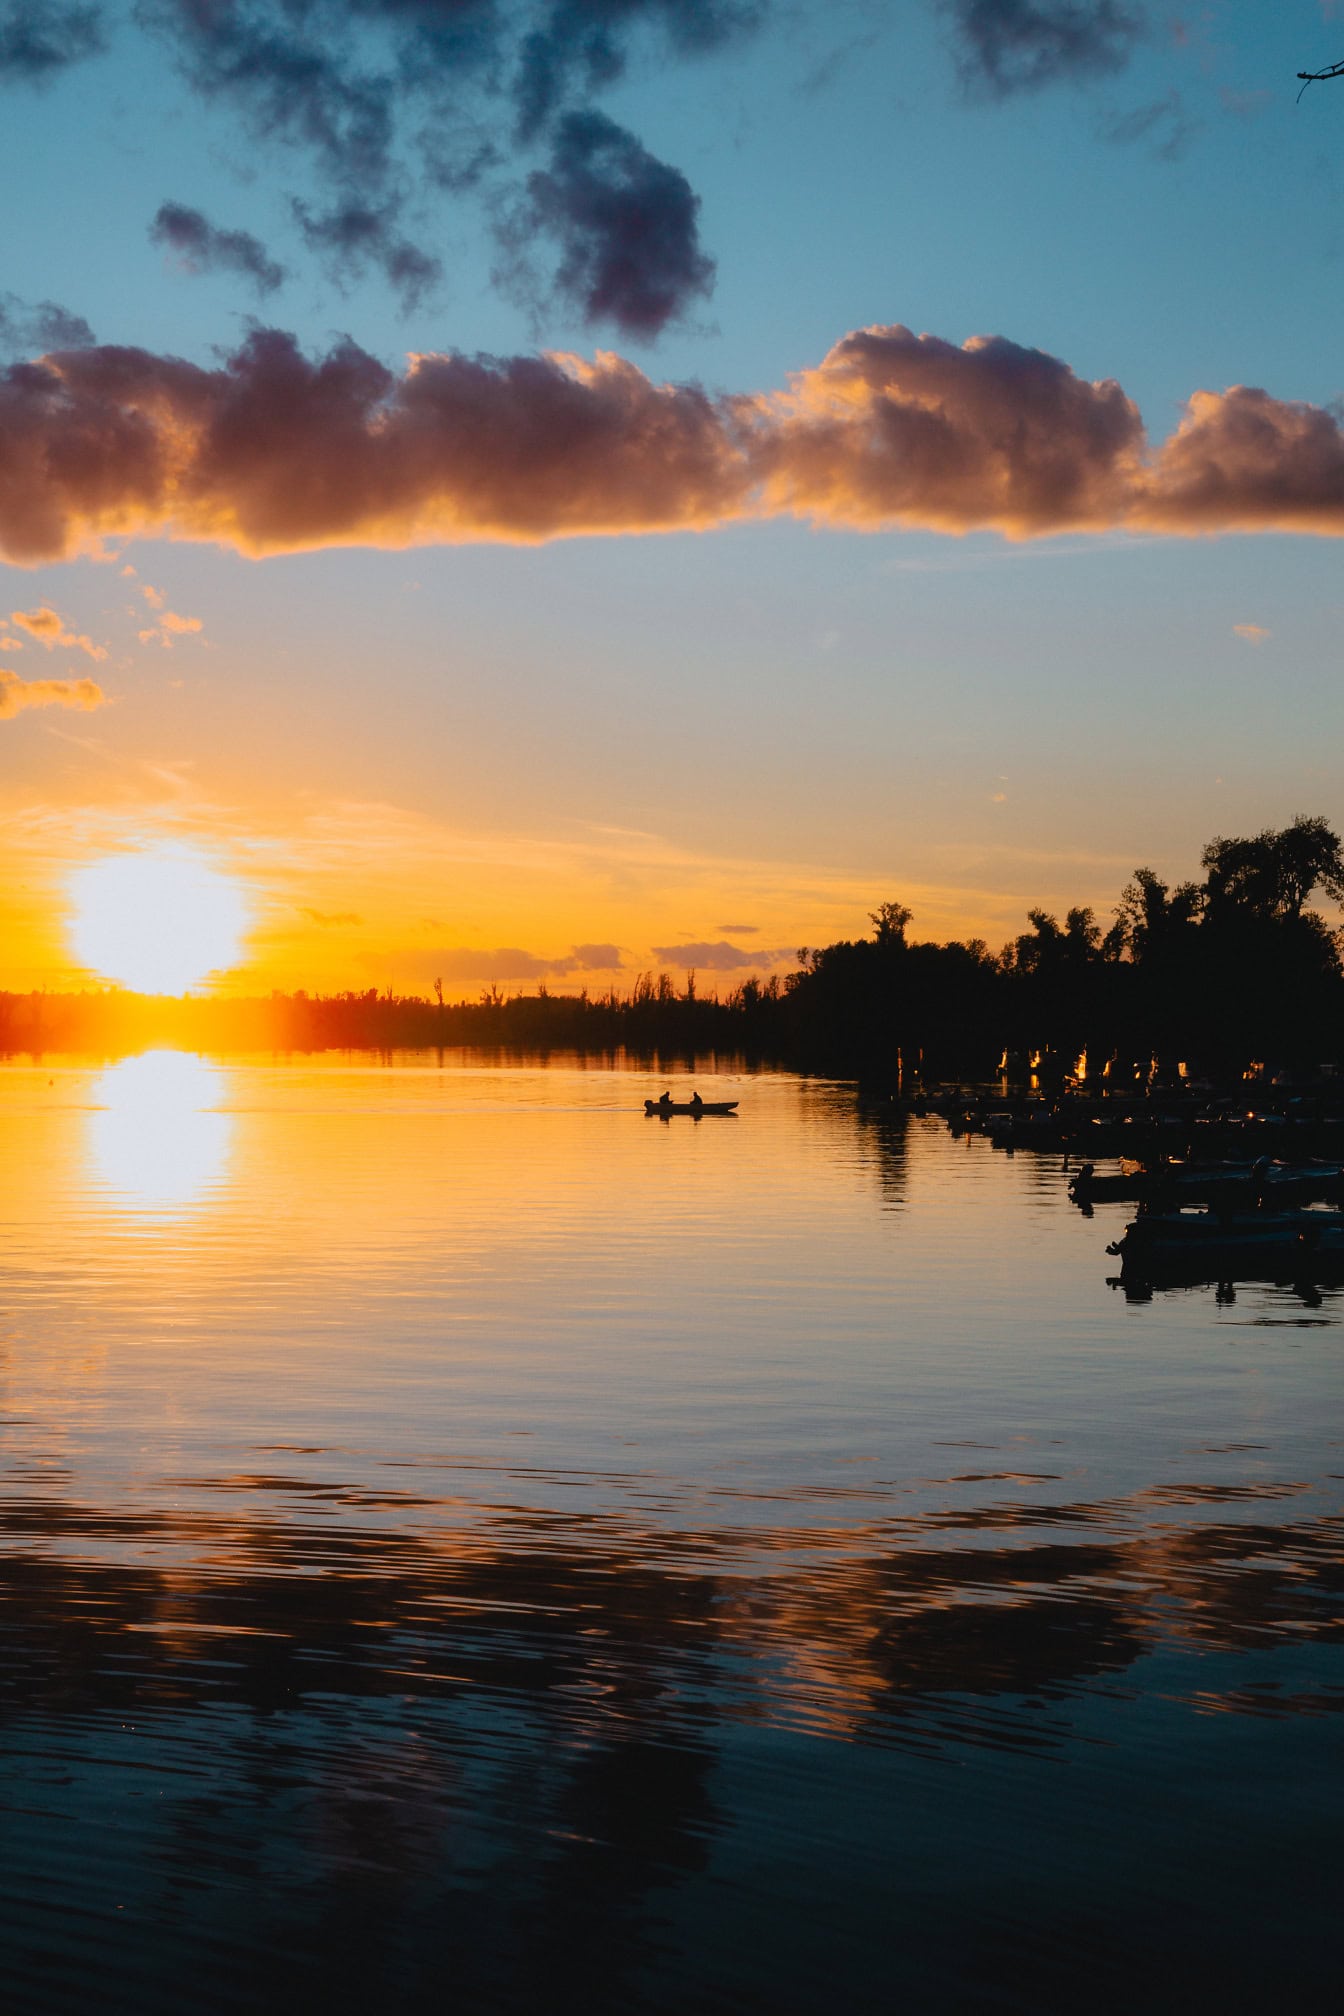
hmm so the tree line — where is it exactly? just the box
[4,817,1342,1081]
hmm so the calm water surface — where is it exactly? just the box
[0,1052,1339,2012]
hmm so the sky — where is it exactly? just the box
[1,0,1342,995]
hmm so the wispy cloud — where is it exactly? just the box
[0,289,94,358]
[1232,622,1270,644]
[0,1,104,84]
[292,198,441,314]
[943,0,1144,99]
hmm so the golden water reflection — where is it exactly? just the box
[87,1049,232,1209]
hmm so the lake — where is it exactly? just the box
[0,1051,1339,2012]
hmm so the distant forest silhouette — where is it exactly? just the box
[6,817,1344,1081]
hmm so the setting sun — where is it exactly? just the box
[67,846,249,994]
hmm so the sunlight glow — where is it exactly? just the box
[68,846,249,994]
[87,1051,232,1209]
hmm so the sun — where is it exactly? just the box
[68,845,250,994]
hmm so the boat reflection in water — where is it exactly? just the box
[86,1049,232,1211]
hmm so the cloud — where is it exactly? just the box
[504,111,714,337]
[717,921,758,933]
[0,291,94,358]
[944,1,1144,98]
[1099,87,1197,160]
[0,0,104,82]
[141,0,399,189]
[1135,385,1344,536]
[293,198,441,313]
[651,939,792,969]
[0,667,106,718]
[420,946,577,983]
[755,324,1146,534]
[1,320,1343,564]
[130,2,759,336]
[141,0,759,191]
[1232,622,1269,645]
[300,907,362,925]
[10,604,106,658]
[511,0,763,141]
[138,607,203,647]
[402,939,626,983]
[150,201,288,297]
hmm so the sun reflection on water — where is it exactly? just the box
[87,1050,232,1209]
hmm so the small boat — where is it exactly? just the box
[643,1099,739,1116]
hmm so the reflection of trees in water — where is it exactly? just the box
[852,1097,910,1208]
[0,1486,1340,2003]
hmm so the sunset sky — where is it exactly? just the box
[2,0,1342,994]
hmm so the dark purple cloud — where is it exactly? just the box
[0,0,103,81]
[151,201,288,297]
[130,1,759,335]
[511,0,763,140]
[509,109,713,336]
[944,0,1143,97]
[293,198,441,312]
[141,0,398,187]
[0,292,94,357]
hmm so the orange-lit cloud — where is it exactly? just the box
[1232,622,1270,644]
[0,669,107,720]
[9,605,107,659]
[139,608,204,647]
[1,323,1342,563]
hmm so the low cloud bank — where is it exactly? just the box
[1,320,1341,563]
[652,940,794,970]
[409,943,625,985]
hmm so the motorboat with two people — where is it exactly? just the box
[644,1089,739,1118]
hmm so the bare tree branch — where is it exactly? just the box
[1298,58,1344,102]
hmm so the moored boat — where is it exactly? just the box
[1107,1204,1344,1278]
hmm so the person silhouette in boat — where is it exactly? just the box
[658,1089,673,1111]
[690,1090,703,1114]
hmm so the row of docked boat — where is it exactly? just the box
[942,1092,1344,1159]
[1070,1155,1344,1209]
[1107,1204,1344,1281]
